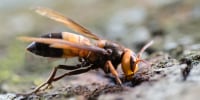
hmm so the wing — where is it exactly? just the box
[34,7,100,40]
[19,36,107,55]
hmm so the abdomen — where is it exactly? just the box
[61,32,92,58]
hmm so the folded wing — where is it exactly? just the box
[19,36,107,55]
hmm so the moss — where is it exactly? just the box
[0,40,25,82]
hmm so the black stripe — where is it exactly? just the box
[37,33,63,57]
[41,32,63,39]
[130,56,135,71]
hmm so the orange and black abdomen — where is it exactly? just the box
[27,32,63,57]
[61,32,91,58]
[27,32,91,58]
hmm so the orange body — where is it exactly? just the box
[61,32,91,58]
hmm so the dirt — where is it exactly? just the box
[0,1,200,99]
[7,84,125,100]
[1,47,199,100]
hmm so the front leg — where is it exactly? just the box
[106,60,122,85]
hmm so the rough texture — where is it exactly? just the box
[1,0,200,100]
[1,50,200,100]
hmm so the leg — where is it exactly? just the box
[27,64,87,94]
[52,67,91,81]
[106,60,122,85]
[58,64,81,70]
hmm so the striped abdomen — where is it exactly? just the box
[26,32,92,58]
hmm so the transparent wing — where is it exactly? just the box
[35,7,100,40]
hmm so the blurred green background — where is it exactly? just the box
[0,0,200,93]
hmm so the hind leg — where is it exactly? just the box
[26,64,90,95]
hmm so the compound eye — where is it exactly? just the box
[130,56,135,71]
[130,52,140,70]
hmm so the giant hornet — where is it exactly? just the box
[19,7,153,94]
